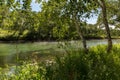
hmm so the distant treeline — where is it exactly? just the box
[0,0,120,42]
[0,26,120,42]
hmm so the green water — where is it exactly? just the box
[0,42,60,67]
[0,42,58,56]
[0,39,120,67]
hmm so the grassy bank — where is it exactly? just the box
[1,45,120,80]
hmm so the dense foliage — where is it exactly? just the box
[1,45,120,80]
[0,0,120,41]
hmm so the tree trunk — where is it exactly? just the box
[73,14,88,53]
[100,0,112,52]
[76,22,88,53]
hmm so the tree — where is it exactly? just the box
[37,0,100,52]
[96,0,112,52]
[107,0,120,29]
[22,0,32,11]
[39,0,70,40]
[62,0,99,52]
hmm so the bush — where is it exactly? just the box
[0,62,45,80]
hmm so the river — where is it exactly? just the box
[0,39,120,67]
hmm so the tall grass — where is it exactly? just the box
[1,45,120,80]
[43,45,120,80]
